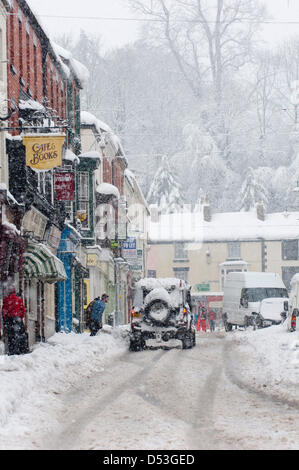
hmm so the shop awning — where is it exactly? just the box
[23,242,67,283]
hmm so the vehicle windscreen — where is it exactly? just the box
[242,288,288,302]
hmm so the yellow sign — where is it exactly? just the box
[23,134,65,170]
[87,254,98,267]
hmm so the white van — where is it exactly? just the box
[222,272,289,331]
[286,274,299,332]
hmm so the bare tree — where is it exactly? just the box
[129,0,266,108]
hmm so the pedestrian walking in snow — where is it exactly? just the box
[199,306,207,332]
[90,294,109,336]
[2,287,28,355]
[208,310,216,332]
[85,296,100,329]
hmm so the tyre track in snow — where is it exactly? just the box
[47,348,166,450]
[133,334,224,450]
[223,336,299,411]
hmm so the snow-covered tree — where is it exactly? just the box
[147,155,184,214]
[240,167,269,211]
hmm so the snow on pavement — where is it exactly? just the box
[0,326,128,449]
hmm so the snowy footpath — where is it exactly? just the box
[0,323,298,449]
[0,326,128,449]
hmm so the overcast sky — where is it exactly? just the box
[26,0,299,51]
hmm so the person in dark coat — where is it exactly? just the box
[90,294,109,336]
[2,287,27,355]
[208,310,217,332]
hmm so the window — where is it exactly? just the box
[227,242,241,260]
[64,201,73,223]
[18,7,23,22]
[282,240,299,261]
[173,267,189,282]
[240,288,288,303]
[33,42,37,98]
[19,15,23,80]
[148,270,157,279]
[174,242,188,260]
[78,172,89,229]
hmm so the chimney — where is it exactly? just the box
[203,196,212,222]
[256,200,265,221]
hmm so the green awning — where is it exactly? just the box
[23,242,67,283]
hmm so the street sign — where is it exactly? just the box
[130,265,143,271]
[195,283,210,292]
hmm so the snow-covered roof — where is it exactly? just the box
[79,151,102,161]
[125,169,150,213]
[81,111,112,134]
[149,209,299,243]
[0,183,22,206]
[64,149,80,164]
[51,41,89,88]
[19,99,45,112]
[96,183,120,200]
[80,111,128,164]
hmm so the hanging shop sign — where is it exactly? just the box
[23,134,65,170]
[122,238,137,259]
[54,171,75,201]
[87,254,98,267]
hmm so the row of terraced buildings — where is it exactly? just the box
[0,0,149,351]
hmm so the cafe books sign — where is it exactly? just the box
[23,134,65,170]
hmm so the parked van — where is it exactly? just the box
[222,272,289,331]
[287,274,299,332]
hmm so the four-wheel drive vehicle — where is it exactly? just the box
[129,278,196,351]
[222,272,289,331]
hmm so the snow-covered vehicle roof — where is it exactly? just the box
[133,278,191,311]
[135,277,190,291]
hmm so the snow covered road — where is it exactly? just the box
[0,326,299,450]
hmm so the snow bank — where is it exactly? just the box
[0,330,127,435]
[226,324,299,403]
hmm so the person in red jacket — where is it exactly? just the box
[2,287,27,356]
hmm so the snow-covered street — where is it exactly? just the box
[0,325,298,450]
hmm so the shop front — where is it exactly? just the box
[57,224,88,333]
[0,189,25,349]
[22,241,67,347]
